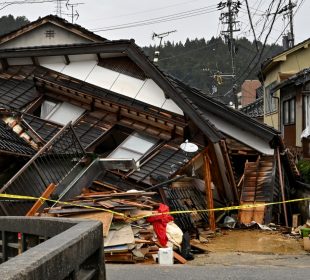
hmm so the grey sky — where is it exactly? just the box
[1,0,309,47]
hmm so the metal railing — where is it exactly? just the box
[0,123,87,216]
[0,216,105,280]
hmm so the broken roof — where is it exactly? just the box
[0,36,282,154]
[0,119,35,157]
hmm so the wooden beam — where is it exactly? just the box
[26,183,56,216]
[276,148,288,227]
[0,58,8,71]
[204,151,216,231]
[220,140,238,201]
[64,54,70,65]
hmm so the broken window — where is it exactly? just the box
[40,100,58,119]
[108,132,157,162]
[32,100,85,126]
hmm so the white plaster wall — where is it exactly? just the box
[42,58,183,115]
[0,23,91,49]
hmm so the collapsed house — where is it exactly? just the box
[0,15,300,233]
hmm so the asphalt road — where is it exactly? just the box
[106,264,310,280]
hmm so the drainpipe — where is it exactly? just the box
[272,95,281,132]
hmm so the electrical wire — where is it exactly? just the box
[87,0,206,22]
[91,5,219,32]
[0,0,58,11]
[235,0,284,84]
[244,0,259,52]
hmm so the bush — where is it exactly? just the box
[297,159,310,183]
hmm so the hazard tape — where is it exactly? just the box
[0,194,127,218]
[0,193,309,221]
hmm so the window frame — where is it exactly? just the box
[264,82,277,114]
[283,97,295,125]
[107,131,158,162]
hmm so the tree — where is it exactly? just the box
[0,15,29,36]
[143,37,283,104]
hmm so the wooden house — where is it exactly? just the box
[0,15,298,228]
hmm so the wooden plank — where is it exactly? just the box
[204,151,216,231]
[190,239,209,252]
[47,208,100,215]
[92,180,120,191]
[77,191,156,199]
[173,251,187,264]
[66,212,113,237]
[104,224,135,247]
[26,183,56,216]
[105,252,135,263]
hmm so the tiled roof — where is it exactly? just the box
[0,119,35,156]
[129,144,200,185]
[240,97,264,118]
[0,68,40,109]
[22,113,62,142]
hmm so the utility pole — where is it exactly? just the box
[279,0,296,49]
[288,0,296,48]
[152,30,176,63]
[218,0,241,109]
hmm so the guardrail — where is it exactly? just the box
[0,217,105,280]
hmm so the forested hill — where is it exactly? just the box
[0,15,29,36]
[143,37,283,103]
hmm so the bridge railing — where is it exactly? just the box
[0,216,105,280]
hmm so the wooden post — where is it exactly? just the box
[204,151,216,231]
[26,183,56,216]
[276,148,288,227]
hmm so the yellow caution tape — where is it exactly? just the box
[0,193,310,221]
[0,194,127,218]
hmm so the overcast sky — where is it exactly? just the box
[1,0,309,47]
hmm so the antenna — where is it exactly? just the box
[56,0,67,17]
[152,30,176,63]
[65,1,84,23]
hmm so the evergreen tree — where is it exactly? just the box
[0,15,29,36]
[143,37,283,104]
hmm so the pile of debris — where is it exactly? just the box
[42,180,190,264]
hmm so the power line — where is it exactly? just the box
[0,0,58,11]
[244,0,259,52]
[91,5,219,32]
[89,0,206,22]
[235,0,284,84]
[235,0,305,89]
